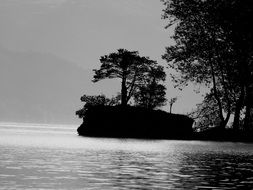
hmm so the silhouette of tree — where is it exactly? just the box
[134,83,167,109]
[161,0,253,130]
[215,0,253,131]
[169,97,177,113]
[134,62,167,109]
[93,49,164,107]
[76,94,120,118]
[93,49,144,106]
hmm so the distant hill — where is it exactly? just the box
[0,47,106,124]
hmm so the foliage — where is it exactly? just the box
[93,49,167,108]
[134,63,167,109]
[161,0,253,130]
[134,83,166,109]
[189,93,222,132]
[77,49,167,121]
[76,94,120,118]
[93,49,148,106]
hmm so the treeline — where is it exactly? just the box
[161,0,253,132]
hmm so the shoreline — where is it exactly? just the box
[77,131,253,143]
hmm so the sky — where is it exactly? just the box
[0,0,204,124]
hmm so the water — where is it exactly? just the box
[0,123,253,189]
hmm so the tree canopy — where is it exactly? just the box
[93,49,144,106]
[93,49,167,108]
[162,0,253,130]
[134,63,167,109]
[76,94,120,118]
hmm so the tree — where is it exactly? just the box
[93,49,147,106]
[76,94,120,118]
[216,0,253,131]
[161,0,253,130]
[169,97,177,113]
[134,62,167,109]
[93,49,166,107]
[134,83,166,109]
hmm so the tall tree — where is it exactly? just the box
[215,0,253,131]
[161,0,234,129]
[161,0,253,130]
[93,49,161,107]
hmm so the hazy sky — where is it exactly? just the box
[0,0,204,124]
[0,0,172,64]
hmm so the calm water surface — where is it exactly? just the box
[0,123,253,189]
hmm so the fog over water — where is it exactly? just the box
[1,123,253,189]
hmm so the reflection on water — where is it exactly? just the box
[0,123,253,189]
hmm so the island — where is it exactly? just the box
[76,47,253,142]
[77,105,194,139]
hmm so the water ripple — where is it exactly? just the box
[0,126,253,189]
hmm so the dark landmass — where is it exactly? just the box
[77,105,253,142]
[77,105,194,139]
[193,127,253,143]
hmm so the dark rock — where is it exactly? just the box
[77,105,194,140]
[193,127,253,142]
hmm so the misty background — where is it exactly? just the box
[0,0,203,124]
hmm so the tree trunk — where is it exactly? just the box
[243,104,251,131]
[220,111,231,130]
[243,86,251,131]
[233,86,245,131]
[209,61,225,129]
[121,75,127,106]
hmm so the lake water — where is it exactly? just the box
[0,123,253,189]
